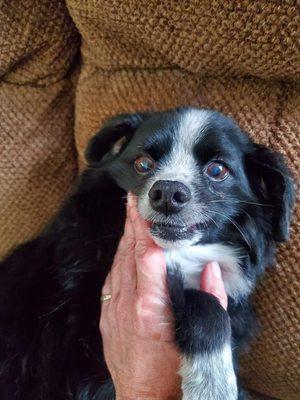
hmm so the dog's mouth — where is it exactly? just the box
[150,222,200,242]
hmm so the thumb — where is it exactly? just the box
[200,262,228,310]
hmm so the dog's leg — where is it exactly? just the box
[168,270,238,400]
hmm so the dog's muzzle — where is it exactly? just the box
[146,180,201,244]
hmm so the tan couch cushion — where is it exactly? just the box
[0,0,79,256]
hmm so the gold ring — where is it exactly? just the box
[100,294,112,303]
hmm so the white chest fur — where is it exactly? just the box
[165,243,252,301]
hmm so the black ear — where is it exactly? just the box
[245,144,295,242]
[85,112,149,164]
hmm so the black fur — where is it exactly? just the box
[168,269,231,354]
[0,107,295,399]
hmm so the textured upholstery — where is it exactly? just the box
[0,1,299,398]
[0,0,80,255]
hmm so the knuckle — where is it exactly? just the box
[115,304,130,330]
[135,239,151,258]
[115,298,123,318]
[135,244,165,267]
[102,284,110,295]
[118,236,135,256]
[123,236,136,251]
[99,314,108,335]
[102,280,112,295]
[114,296,128,322]
[135,295,154,321]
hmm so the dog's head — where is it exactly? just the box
[86,108,294,251]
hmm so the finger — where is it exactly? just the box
[127,192,152,246]
[118,201,137,293]
[109,206,137,296]
[101,272,113,313]
[102,271,112,295]
[109,248,122,297]
[100,275,112,335]
[127,193,167,296]
[200,262,228,310]
[105,199,139,307]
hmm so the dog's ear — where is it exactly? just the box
[245,144,295,242]
[85,112,149,164]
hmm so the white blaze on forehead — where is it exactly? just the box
[177,108,211,150]
[137,108,211,234]
[155,109,211,183]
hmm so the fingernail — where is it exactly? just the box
[210,261,222,279]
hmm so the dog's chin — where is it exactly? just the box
[149,223,202,249]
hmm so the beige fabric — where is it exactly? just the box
[0,0,79,256]
[0,1,299,398]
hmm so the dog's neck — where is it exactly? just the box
[165,243,253,301]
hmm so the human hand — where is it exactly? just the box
[100,194,181,400]
[100,194,228,399]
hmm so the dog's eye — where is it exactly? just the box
[205,162,229,181]
[134,156,156,174]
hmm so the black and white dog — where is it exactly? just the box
[0,108,295,400]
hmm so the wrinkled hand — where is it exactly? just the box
[100,194,228,399]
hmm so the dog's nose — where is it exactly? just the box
[148,180,191,214]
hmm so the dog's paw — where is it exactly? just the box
[167,271,237,399]
[171,287,231,354]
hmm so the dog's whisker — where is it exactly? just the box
[239,209,258,229]
[209,210,252,249]
[208,200,274,207]
[206,214,221,229]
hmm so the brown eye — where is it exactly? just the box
[134,156,156,175]
[205,162,229,181]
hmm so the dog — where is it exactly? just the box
[0,107,295,400]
